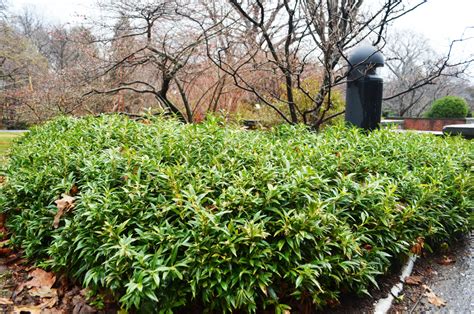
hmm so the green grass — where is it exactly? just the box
[0,132,23,164]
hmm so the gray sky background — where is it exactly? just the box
[10,0,474,58]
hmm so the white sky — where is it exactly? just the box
[10,0,474,57]
[393,0,474,54]
[10,0,96,25]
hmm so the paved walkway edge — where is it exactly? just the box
[373,255,417,314]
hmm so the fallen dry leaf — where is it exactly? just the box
[5,254,26,266]
[70,185,79,196]
[410,237,425,255]
[394,203,406,212]
[40,295,59,309]
[72,294,97,314]
[425,291,446,307]
[12,305,42,314]
[53,194,76,228]
[16,268,57,294]
[29,286,57,299]
[405,275,423,285]
[0,247,13,256]
[27,268,56,289]
[41,308,65,314]
[422,284,431,291]
[0,297,13,305]
[56,274,69,298]
[437,256,456,266]
[326,298,340,308]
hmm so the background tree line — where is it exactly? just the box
[0,0,473,129]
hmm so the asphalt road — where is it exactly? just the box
[418,232,473,313]
[392,232,473,313]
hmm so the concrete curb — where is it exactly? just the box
[373,255,417,314]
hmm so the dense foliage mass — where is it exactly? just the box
[425,96,469,118]
[1,115,472,312]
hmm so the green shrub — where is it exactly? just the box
[1,115,472,312]
[425,96,469,118]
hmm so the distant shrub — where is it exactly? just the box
[0,115,472,312]
[425,96,469,118]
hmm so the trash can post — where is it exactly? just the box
[345,45,385,130]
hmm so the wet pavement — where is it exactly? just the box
[419,232,474,312]
[391,232,473,313]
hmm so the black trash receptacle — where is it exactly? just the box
[345,45,384,130]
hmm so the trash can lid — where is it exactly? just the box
[348,45,384,67]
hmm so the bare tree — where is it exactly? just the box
[13,7,51,57]
[84,0,228,122]
[0,22,47,89]
[1,17,108,124]
[383,27,474,115]
[383,30,473,117]
[3,0,473,127]
[197,0,431,129]
[173,1,245,121]
[0,19,49,126]
[0,0,7,20]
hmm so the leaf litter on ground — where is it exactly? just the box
[404,275,423,286]
[1,263,99,313]
[437,256,456,266]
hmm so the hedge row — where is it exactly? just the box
[1,115,472,312]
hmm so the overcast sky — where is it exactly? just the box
[10,0,474,57]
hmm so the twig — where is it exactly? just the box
[408,291,423,314]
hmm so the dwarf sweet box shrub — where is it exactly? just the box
[0,115,472,312]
